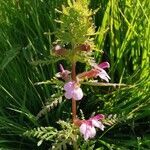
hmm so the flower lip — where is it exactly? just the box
[97,68,110,82]
[80,122,96,140]
[64,81,74,91]
[94,62,111,82]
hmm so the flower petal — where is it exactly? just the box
[98,69,110,82]
[64,91,72,99]
[80,123,96,140]
[89,126,96,138]
[64,81,74,91]
[72,87,83,100]
[97,121,105,131]
[92,114,105,120]
[59,64,65,72]
[98,62,110,69]
[92,120,105,131]
[80,123,87,135]
[64,81,83,100]
[84,126,96,140]
[91,119,100,127]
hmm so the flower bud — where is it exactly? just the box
[52,45,67,56]
[55,64,71,81]
[78,43,91,52]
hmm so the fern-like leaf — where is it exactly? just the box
[24,121,79,148]
[103,114,118,126]
[24,126,57,146]
[36,94,63,119]
[30,57,65,66]
[34,77,64,86]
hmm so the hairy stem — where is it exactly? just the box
[71,62,77,122]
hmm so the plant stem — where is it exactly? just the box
[71,62,77,122]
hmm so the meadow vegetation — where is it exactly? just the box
[0,0,149,149]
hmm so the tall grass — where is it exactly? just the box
[0,0,149,149]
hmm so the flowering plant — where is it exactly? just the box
[24,0,125,148]
[52,0,111,140]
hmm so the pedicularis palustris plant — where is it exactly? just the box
[53,0,111,140]
[24,0,125,148]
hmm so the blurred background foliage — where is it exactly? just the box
[0,0,149,149]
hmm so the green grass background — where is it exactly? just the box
[0,0,149,149]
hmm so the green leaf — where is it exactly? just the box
[0,47,20,70]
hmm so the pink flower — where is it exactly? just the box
[94,62,111,82]
[80,121,96,140]
[64,81,83,100]
[77,62,110,82]
[55,64,71,81]
[80,114,105,140]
